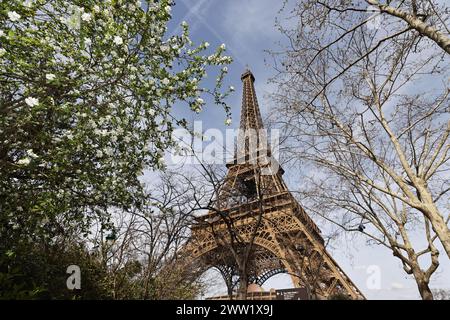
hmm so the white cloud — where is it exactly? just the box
[221,0,279,45]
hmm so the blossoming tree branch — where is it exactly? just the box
[0,0,233,297]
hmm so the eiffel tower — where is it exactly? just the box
[182,70,364,299]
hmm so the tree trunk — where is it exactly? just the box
[226,278,234,300]
[416,279,434,300]
[411,266,434,300]
[237,271,248,300]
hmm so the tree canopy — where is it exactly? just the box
[0,0,232,298]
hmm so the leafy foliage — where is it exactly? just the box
[0,0,232,298]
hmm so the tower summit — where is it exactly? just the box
[231,69,271,167]
[239,69,264,131]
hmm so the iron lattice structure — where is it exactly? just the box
[180,70,364,299]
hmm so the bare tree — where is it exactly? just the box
[269,0,449,299]
[89,171,204,299]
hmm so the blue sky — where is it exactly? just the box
[166,0,450,299]
[167,0,281,131]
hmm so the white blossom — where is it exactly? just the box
[225,118,232,125]
[0,30,4,37]
[17,157,31,165]
[220,43,226,50]
[0,48,6,57]
[204,42,210,48]
[162,78,170,85]
[8,11,21,22]
[196,97,204,104]
[113,36,123,45]
[26,149,38,158]
[96,150,103,158]
[81,13,92,22]
[46,73,56,81]
[25,97,39,107]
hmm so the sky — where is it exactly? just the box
[166,0,450,299]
